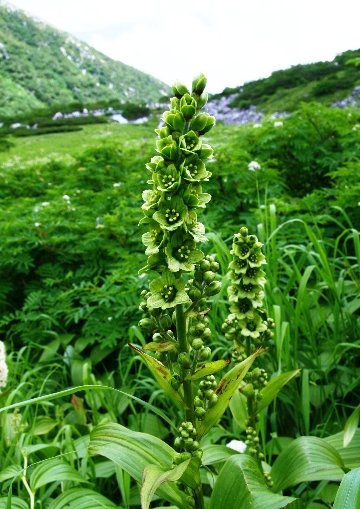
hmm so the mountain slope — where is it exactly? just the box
[211,49,360,114]
[0,2,170,117]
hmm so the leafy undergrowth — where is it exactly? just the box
[0,102,359,508]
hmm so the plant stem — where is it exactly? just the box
[176,304,195,424]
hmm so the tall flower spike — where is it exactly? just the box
[223,227,273,358]
[140,75,215,282]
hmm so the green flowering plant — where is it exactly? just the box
[87,76,300,509]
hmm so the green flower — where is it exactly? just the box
[229,257,248,274]
[185,183,211,209]
[162,110,185,132]
[142,189,161,217]
[190,113,215,134]
[154,163,181,193]
[238,314,267,339]
[228,295,254,316]
[147,271,191,310]
[145,155,165,173]
[248,248,266,268]
[198,143,214,161]
[180,93,197,120]
[242,266,266,285]
[181,155,211,182]
[142,220,163,255]
[179,131,202,155]
[156,135,179,160]
[165,230,203,272]
[153,196,188,231]
[189,221,208,243]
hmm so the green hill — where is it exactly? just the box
[0,1,170,117]
[212,49,360,113]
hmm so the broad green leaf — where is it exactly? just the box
[209,454,299,509]
[258,370,301,412]
[31,416,58,435]
[343,404,360,447]
[129,344,183,406]
[186,359,229,381]
[0,465,22,483]
[48,487,118,508]
[88,422,188,508]
[325,429,360,469]
[0,497,28,509]
[271,436,345,492]
[141,460,190,509]
[29,458,87,490]
[202,444,237,466]
[198,350,262,438]
[333,467,360,509]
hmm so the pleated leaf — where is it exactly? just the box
[141,460,190,509]
[0,497,28,509]
[325,429,360,469]
[198,350,262,438]
[88,422,188,508]
[209,454,299,509]
[333,467,360,509]
[48,488,118,508]
[258,369,300,411]
[271,436,345,492]
[29,458,87,490]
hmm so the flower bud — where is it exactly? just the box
[199,346,211,360]
[178,352,192,369]
[202,327,212,338]
[180,94,197,120]
[188,287,202,301]
[206,280,222,296]
[203,271,216,283]
[195,407,206,419]
[192,338,204,350]
[159,315,172,329]
[200,259,211,271]
[192,73,207,95]
[194,396,203,407]
[138,318,155,330]
[173,82,190,98]
[163,111,185,132]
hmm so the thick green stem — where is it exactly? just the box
[176,304,194,424]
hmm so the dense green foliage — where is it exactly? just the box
[215,49,360,112]
[0,2,170,117]
[0,99,359,507]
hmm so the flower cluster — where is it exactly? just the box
[222,226,273,359]
[140,74,215,311]
[0,340,8,388]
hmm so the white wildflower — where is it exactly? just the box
[226,439,247,453]
[34,222,41,228]
[63,195,71,202]
[248,161,261,171]
[41,201,50,207]
[0,341,8,388]
[113,182,122,188]
[253,123,262,128]
[274,120,283,127]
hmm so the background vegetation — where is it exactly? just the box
[0,98,359,507]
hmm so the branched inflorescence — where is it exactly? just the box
[223,227,274,483]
